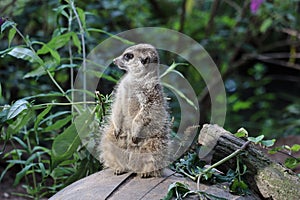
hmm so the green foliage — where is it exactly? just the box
[269,144,300,170]
[0,2,106,198]
[163,181,227,200]
[171,152,250,197]
[235,127,300,170]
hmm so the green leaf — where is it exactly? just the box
[291,144,300,152]
[0,47,16,56]
[14,163,36,186]
[248,135,264,144]
[40,111,71,125]
[51,124,80,168]
[38,163,47,177]
[284,157,300,169]
[50,111,95,170]
[1,20,15,33]
[12,136,28,150]
[0,107,9,123]
[163,182,191,200]
[160,62,188,78]
[24,92,64,100]
[87,28,135,45]
[261,139,276,147]
[53,5,70,19]
[65,158,89,185]
[71,33,81,54]
[268,146,283,154]
[23,66,46,79]
[163,82,198,111]
[7,160,27,165]
[24,59,56,79]
[8,28,16,47]
[34,105,52,132]
[56,64,78,70]
[7,99,29,120]
[44,115,72,132]
[76,7,86,30]
[233,101,252,112]
[7,108,34,136]
[260,18,272,33]
[0,163,15,182]
[230,178,248,194]
[234,127,248,138]
[38,32,73,52]
[8,47,43,64]
[37,42,60,64]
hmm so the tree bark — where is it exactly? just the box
[198,124,300,200]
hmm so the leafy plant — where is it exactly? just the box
[268,144,300,170]
[0,1,108,198]
[163,181,227,200]
[235,127,300,171]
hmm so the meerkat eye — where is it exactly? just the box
[123,53,134,61]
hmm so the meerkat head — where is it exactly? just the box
[113,44,159,76]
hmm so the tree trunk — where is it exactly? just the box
[198,124,300,200]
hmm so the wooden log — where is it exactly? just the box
[50,168,256,200]
[198,124,300,200]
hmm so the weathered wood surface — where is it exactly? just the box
[198,124,300,200]
[50,168,256,200]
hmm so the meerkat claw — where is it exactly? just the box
[132,137,139,144]
[114,128,121,139]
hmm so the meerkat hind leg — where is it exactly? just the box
[100,132,129,175]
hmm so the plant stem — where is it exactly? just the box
[32,101,96,109]
[68,6,75,115]
[196,141,251,191]
[70,0,87,109]
[205,141,250,173]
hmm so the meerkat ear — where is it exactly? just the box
[140,56,150,65]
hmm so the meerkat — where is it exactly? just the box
[99,44,171,177]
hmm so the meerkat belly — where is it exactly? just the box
[127,97,140,117]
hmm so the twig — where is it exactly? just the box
[256,54,300,71]
[205,0,220,35]
[281,28,300,39]
[179,0,186,33]
[196,141,251,191]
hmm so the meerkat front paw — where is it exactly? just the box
[114,127,121,138]
[131,121,143,138]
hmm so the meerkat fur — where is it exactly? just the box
[99,44,171,177]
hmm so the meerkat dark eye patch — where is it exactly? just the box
[123,53,134,61]
[140,56,150,65]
